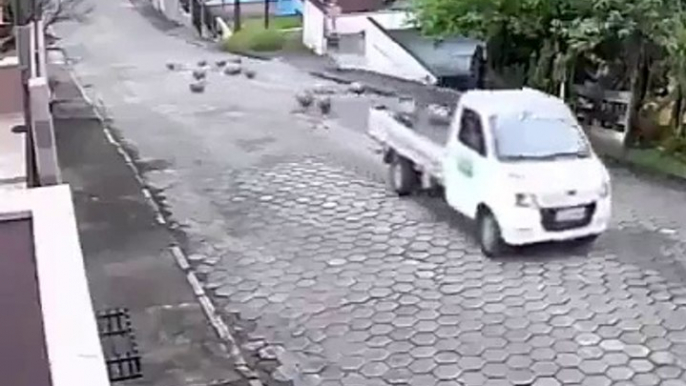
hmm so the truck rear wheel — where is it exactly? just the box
[477,209,507,257]
[389,156,419,196]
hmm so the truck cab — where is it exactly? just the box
[441,90,611,255]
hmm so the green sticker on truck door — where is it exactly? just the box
[457,157,473,178]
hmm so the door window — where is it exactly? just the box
[457,108,487,156]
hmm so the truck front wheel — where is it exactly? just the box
[477,209,507,257]
[389,156,419,196]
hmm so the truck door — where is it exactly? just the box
[443,107,488,219]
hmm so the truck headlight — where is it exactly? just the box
[599,181,611,198]
[515,193,538,208]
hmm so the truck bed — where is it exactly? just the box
[400,109,452,145]
[368,105,453,183]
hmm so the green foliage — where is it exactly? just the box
[412,0,686,149]
[222,16,302,53]
[224,29,285,52]
[662,133,686,154]
[627,147,686,178]
[412,0,681,77]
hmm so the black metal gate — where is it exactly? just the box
[96,308,143,383]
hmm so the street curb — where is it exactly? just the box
[63,58,265,386]
[224,49,273,61]
[600,152,686,189]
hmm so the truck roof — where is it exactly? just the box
[461,88,576,122]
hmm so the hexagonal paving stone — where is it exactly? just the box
[457,356,484,371]
[579,360,608,375]
[387,352,413,368]
[580,375,612,386]
[607,366,635,381]
[632,373,661,386]
[556,353,582,368]
[656,365,683,379]
[435,351,459,365]
[409,358,436,374]
[506,355,532,369]
[556,368,584,384]
[482,363,508,378]
[409,373,438,386]
[460,371,488,386]
[410,332,437,346]
[206,159,686,386]
[361,362,389,378]
[533,378,562,386]
[433,364,462,380]
[507,369,536,385]
[628,359,654,373]
[410,346,437,359]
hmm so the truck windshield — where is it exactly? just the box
[493,116,591,161]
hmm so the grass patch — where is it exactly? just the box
[625,147,686,179]
[223,16,302,53]
[265,15,302,30]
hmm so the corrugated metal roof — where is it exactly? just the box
[384,28,484,78]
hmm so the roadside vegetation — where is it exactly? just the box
[413,0,686,178]
[222,15,302,53]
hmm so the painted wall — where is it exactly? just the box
[302,1,411,55]
[151,0,192,27]
[303,0,326,54]
[0,56,22,115]
[277,0,303,16]
[336,10,410,34]
[203,0,296,16]
[364,17,436,84]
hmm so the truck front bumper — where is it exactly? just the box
[498,197,611,246]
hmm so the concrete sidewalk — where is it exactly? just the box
[51,61,247,386]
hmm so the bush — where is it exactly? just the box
[661,135,686,156]
[223,27,285,53]
[250,29,286,51]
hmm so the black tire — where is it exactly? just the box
[389,156,419,196]
[477,209,507,257]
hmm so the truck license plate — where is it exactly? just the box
[555,207,586,222]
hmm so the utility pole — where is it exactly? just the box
[233,0,240,31]
[263,0,269,29]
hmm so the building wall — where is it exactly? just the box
[302,1,411,56]
[152,0,193,27]
[335,10,410,34]
[303,0,326,54]
[0,56,23,116]
[277,0,303,16]
[208,2,279,21]
[364,17,436,84]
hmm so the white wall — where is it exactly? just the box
[0,186,110,386]
[147,0,192,27]
[365,11,412,30]
[303,0,326,55]
[365,17,436,84]
[335,10,411,34]
[302,3,411,55]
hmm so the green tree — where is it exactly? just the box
[412,0,683,148]
[660,11,686,135]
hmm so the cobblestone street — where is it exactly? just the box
[52,0,686,384]
[196,156,686,386]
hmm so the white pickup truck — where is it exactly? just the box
[369,88,612,256]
